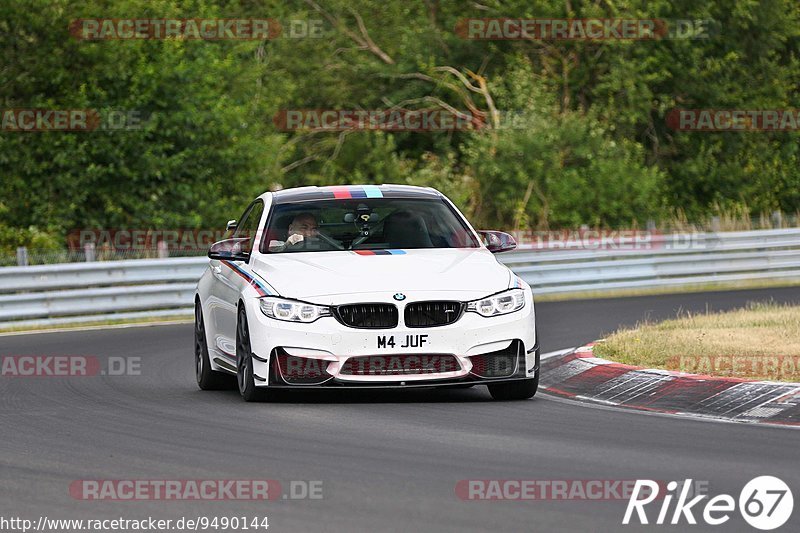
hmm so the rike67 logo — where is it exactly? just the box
[624,476,793,530]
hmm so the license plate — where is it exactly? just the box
[377,334,429,349]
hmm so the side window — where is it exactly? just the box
[233,201,264,253]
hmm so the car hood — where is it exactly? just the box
[250,249,512,300]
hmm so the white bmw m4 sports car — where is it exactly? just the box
[195,184,538,401]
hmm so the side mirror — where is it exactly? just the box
[208,237,251,262]
[226,219,238,231]
[477,230,517,253]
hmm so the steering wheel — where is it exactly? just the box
[317,229,345,250]
[284,230,344,251]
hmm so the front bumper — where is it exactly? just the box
[242,289,537,388]
[263,342,540,389]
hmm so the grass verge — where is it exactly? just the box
[593,302,800,382]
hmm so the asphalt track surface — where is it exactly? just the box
[2,287,800,532]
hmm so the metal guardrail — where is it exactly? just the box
[508,228,800,294]
[1,228,799,328]
[0,258,206,327]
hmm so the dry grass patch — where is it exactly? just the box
[593,302,800,382]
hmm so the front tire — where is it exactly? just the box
[236,304,267,402]
[195,301,231,390]
[487,374,539,401]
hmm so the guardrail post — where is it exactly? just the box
[157,240,169,259]
[16,246,28,266]
[84,242,96,262]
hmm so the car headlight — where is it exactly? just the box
[466,289,525,317]
[259,297,331,323]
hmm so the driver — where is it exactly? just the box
[283,213,319,249]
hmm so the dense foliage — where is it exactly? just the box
[1,0,799,253]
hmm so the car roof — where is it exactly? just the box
[266,184,442,204]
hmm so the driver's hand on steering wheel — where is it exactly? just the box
[286,233,305,246]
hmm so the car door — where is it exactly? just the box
[211,200,265,357]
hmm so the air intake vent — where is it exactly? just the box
[468,340,521,378]
[335,303,398,329]
[275,351,332,385]
[340,354,461,376]
[404,301,463,327]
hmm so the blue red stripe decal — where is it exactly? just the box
[353,249,406,256]
[329,185,383,199]
[272,185,433,204]
[331,186,352,199]
[221,261,274,296]
[362,185,383,198]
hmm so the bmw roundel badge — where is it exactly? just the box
[393,293,406,301]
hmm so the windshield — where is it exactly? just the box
[260,198,480,253]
